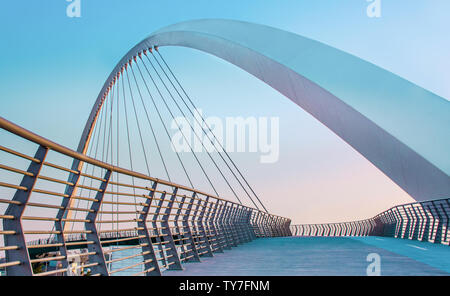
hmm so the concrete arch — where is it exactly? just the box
[78,19,450,202]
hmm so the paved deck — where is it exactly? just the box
[164,236,449,276]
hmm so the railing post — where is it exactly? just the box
[422,204,433,242]
[263,214,270,237]
[196,197,213,257]
[4,145,48,276]
[355,222,360,236]
[227,204,240,245]
[409,207,416,239]
[386,209,397,237]
[85,169,111,276]
[242,208,253,241]
[225,203,238,246]
[161,188,183,270]
[138,181,161,276]
[441,200,450,245]
[255,212,262,237]
[55,160,81,276]
[392,208,401,238]
[217,201,231,250]
[217,201,231,249]
[234,206,245,242]
[176,194,200,262]
[415,204,426,241]
[150,191,168,266]
[245,208,256,240]
[209,200,224,252]
[322,224,327,237]
[182,193,201,262]
[339,223,344,236]
[402,206,411,239]
[272,216,280,237]
[235,206,248,243]
[431,201,443,244]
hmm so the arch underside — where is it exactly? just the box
[80,19,450,202]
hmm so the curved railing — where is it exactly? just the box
[290,198,449,246]
[0,117,291,276]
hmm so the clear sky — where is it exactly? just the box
[1,1,449,223]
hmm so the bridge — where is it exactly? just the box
[0,19,449,276]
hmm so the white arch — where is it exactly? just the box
[78,19,450,202]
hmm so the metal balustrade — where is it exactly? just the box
[290,198,450,246]
[0,117,291,276]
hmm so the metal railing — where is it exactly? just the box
[0,117,291,276]
[290,198,449,246]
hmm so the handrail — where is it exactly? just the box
[0,116,281,215]
[290,197,449,245]
[0,116,292,276]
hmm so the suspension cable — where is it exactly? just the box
[155,49,268,212]
[150,51,263,210]
[124,67,152,177]
[140,53,221,199]
[143,52,243,205]
[129,63,171,181]
[121,67,139,218]
[133,59,194,189]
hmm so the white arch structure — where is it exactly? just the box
[77,19,450,202]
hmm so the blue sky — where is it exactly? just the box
[0,0,449,223]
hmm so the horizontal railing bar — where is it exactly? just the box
[96,219,142,223]
[0,145,40,163]
[105,250,150,264]
[0,117,259,211]
[109,259,152,275]
[102,201,147,206]
[27,202,63,210]
[30,255,66,264]
[108,181,148,191]
[37,175,74,186]
[65,241,95,247]
[0,245,19,251]
[103,244,147,254]
[66,252,96,259]
[34,268,68,276]
[0,198,21,205]
[23,230,92,235]
[103,191,148,198]
[0,261,21,268]
[100,235,145,245]
[98,227,143,234]
[32,188,68,198]
[0,182,27,191]
[132,267,156,276]
[27,243,64,249]
[71,196,99,202]
[22,216,59,222]
[77,184,103,192]
[43,161,78,174]
[98,211,143,214]
[0,214,15,220]
[25,203,93,214]
[0,230,16,235]
[80,172,106,182]
[0,163,34,176]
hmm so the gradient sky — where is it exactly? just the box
[1,1,449,224]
